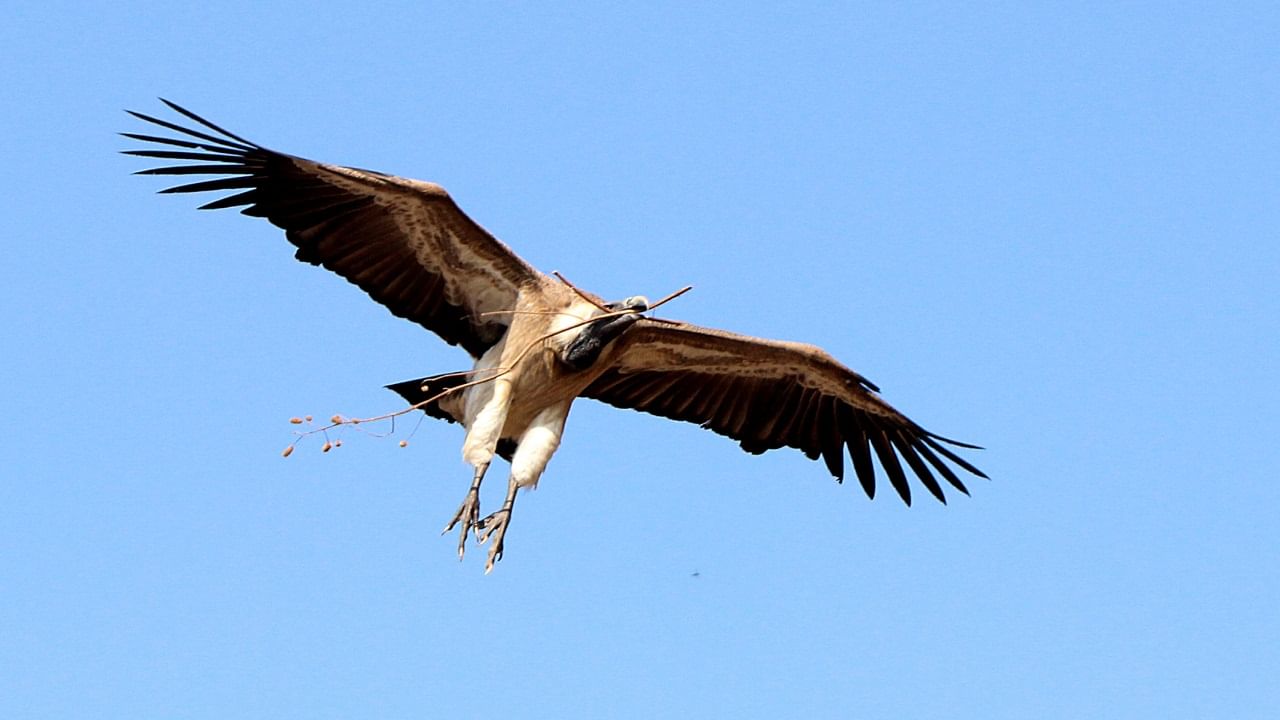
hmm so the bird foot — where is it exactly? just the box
[477,508,512,574]
[442,488,481,561]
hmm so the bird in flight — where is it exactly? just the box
[125,100,987,573]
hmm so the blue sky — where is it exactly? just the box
[4,2,1278,718]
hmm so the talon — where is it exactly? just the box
[442,463,490,562]
[477,510,508,543]
[442,488,481,561]
[478,505,514,574]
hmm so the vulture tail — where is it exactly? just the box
[384,372,470,425]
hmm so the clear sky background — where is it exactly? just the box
[3,3,1277,718]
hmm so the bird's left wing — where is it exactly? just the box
[124,100,545,358]
[581,319,986,505]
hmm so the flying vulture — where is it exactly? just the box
[125,100,987,572]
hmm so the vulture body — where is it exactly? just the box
[125,100,987,572]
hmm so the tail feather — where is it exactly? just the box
[384,372,469,425]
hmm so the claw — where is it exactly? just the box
[479,475,519,574]
[478,509,511,573]
[442,488,481,560]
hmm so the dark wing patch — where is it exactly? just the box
[581,320,986,506]
[125,100,544,357]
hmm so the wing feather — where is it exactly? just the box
[125,100,545,357]
[841,407,879,500]
[748,383,801,453]
[818,398,846,481]
[866,424,912,505]
[914,441,971,496]
[892,429,946,504]
[582,319,985,505]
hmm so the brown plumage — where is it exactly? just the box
[126,100,987,572]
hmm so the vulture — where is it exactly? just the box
[125,100,987,572]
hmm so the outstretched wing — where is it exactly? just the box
[581,320,987,505]
[124,100,545,357]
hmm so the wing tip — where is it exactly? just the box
[926,430,985,451]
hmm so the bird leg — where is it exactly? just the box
[443,461,488,560]
[477,476,520,574]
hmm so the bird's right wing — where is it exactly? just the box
[124,100,546,358]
